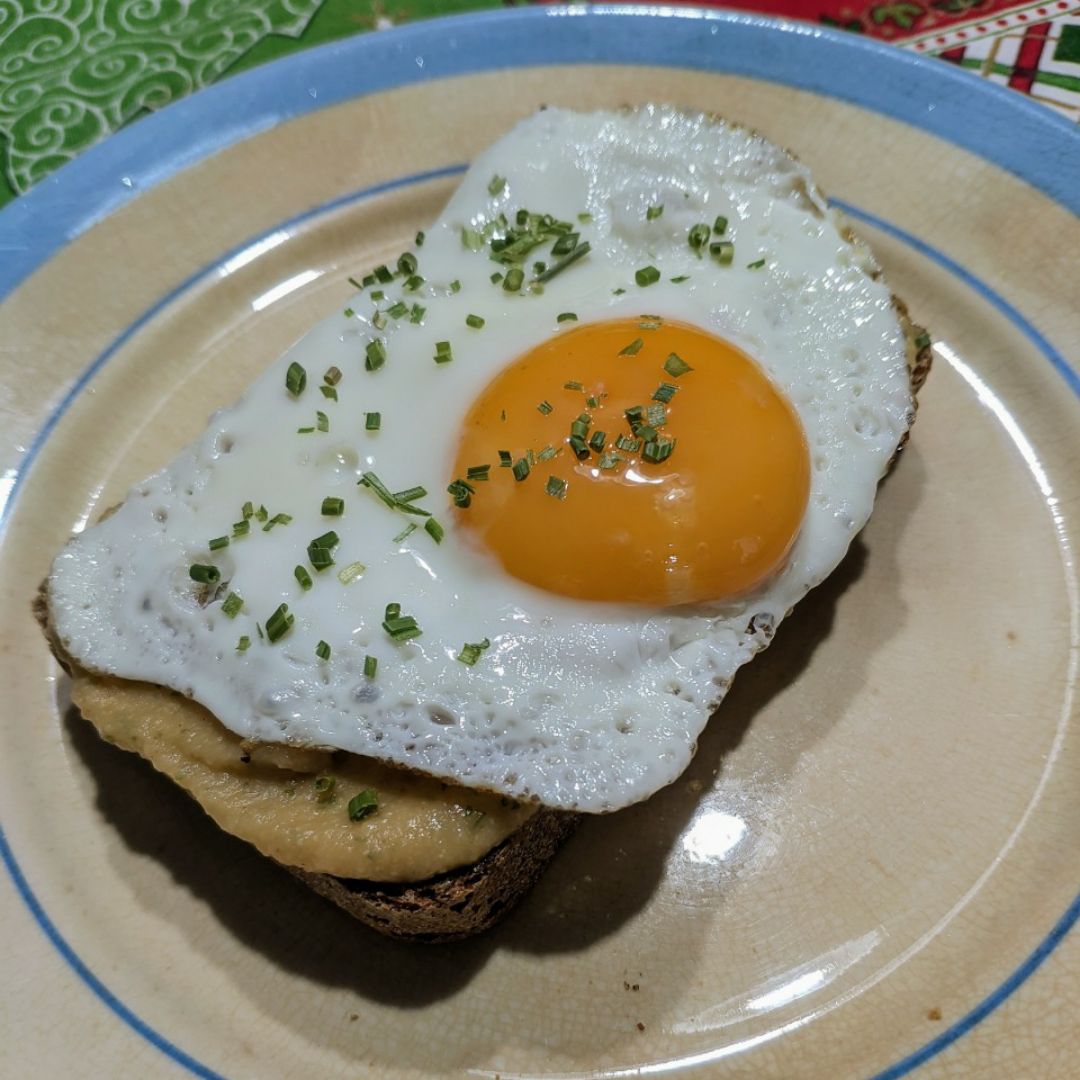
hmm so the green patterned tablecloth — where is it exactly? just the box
[0,0,503,211]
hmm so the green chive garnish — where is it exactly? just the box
[348,788,379,821]
[262,512,293,532]
[337,561,366,584]
[387,300,408,319]
[189,564,219,585]
[537,444,558,462]
[392,522,416,543]
[589,430,606,451]
[635,266,660,287]
[242,501,254,520]
[347,276,364,291]
[319,385,338,401]
[671,274,690,284]
[537,400,553,415]
[449,279,461,293]
[410,303,426,324]
[365,412,381,431]
[317,411,331,433]
[619,337,644,356]
[551,232,579,256]
[490,271,504,285]
[598,451,622,470]
[512,457,530,482]
[534,241,591,283]
[457,638,491,666]
[688,223,710,253]
[557,312,578,322]
[383,606,422,642]
[578,212,593,223]
[713,215,729,235]
[265,603,294,643]
[642,437,676,464]
[615,433,641,452]
[498,450,513,468]
[236,635,251,652]
[397,252,418,276]
[294,565,313,591]
[221,592,243,618]
[372,311,387,331]
[434,340,453,364]
[321,497,344,516]
[415,230,425,247]
[363,655,378,678]
[424,517,444,543]
[233,520,250,538]
[315,640,331,661]
[747,258,766,270]
[285,361,307,396]
[462,227,483,251]
[563,380,583,391]
[448,479,474,508]
[314,775,335,802]
[466,464,490,482]
[488,174,506,196]
[465,314,485,329]
[255,505,268,523]
[365,339,386,371]
[710,241,734,265]
[545,476,568,500]
[664,352,693,378]
[503,267,524,292]
[646,205,664,220]
[208,536,229,551]
[653,382,678,404]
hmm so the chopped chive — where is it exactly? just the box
[285,361,307,396]
[498,450,513,468]
[347,276,364,291]
[370,290,385,302]
[615,433,641,452]
[545,476,568,500]
[557,312,578,323]
[713,215,729,235]
[578,212,593,223]
[646,204,664,220]
[403,274,424,291]
[688,223,710,253]
[383,611,422,642]
[462,227,484,251]
[256,622,264,640]
[488,174,507,196]
[563,380,583,391]
[568,435,589,459]
[914,331,932,350]
[664,352,693,378]
[262,512,293,532]
[372,310,387,331]
[747,258,766,270]
[447,478,474,508]
[189,564,219,585]
[392,522,417,543]
[586,395,600,408]
[363,654,378,678]
[397,251,418,276]
[409,303,426,324]
[308,531,339,571]
[503,267,524,292]
[313,530,339,549]
[533,261,547,277]
[236,635,251,652]
[465,313,485,329]
[297,427,315,434]
[653,382,678,404]
[457,638,491,666]
[598,451,622,470]
[361,273,376,288]
[415,230,425,247]
[365,339,386,371]
[374,265,393,284]
[337,561,365,584]
[315,640,331,661]
[551,232,579,256]
[642,437,676,464]
[434,340,453,364]
[490,271,504,285]
[635,265,661,287]
[315,411,329,432]
[365,412,381,431]
[537,400,553,415]
[512,457,530,482]
[208,536,229,551]
[613,287,626,295]
[255,505,268,523]
[710,241,734,265]
[321,497,345,516]
[314,775,335,802]
[242,501,254,520]
[294,565,313,591]
[646,403,666,429]
[534,241,591,283]
[347,788,379,821]
[466,464,490,482]
[671,274,690,284]
[392,485,428,504]
[221,592,243,618]
[424,517,445,543]
[319,385,338,401]
[449,279,461,293]
[619,337,644,356]
[387,300,408,319]
[265,603,294,643]
[588,430,606,451]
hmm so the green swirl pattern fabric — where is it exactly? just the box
[0,0,501,208]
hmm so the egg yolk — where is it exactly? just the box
[452,318,810,606]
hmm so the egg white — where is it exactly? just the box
[49,107,913,812]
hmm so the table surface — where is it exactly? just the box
[1,0,1078,213]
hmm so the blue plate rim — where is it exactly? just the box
[0,3,1077,302]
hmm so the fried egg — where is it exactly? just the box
[48,107,914,813]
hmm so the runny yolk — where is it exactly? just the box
[451,317,810,606]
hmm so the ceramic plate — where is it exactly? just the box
[2,7,1079,1078]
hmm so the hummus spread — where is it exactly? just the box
[71,675,534,882]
